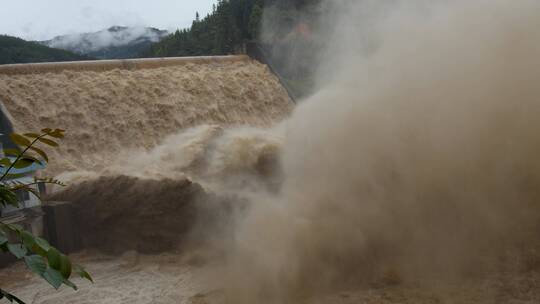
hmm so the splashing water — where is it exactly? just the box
[3,1,540,303]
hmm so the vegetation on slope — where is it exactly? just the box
[0,35,92,65]
[41,26,169,60]
[0,129,92,303]
[145,0,319,57]
[144,0,321,98]
[145,0,262,57]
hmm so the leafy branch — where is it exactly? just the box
[0,128,92,303]
[0,288,24,304]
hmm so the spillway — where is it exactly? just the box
[0,55,292,175]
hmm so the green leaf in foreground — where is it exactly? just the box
[20,230,36,250]
[46,247,72,278]
[48,129,65,139]
[0,289,25,304]
[63,279,78,291]
[0,234,7,246]
[34,237,51,250]
[2,149,20,157]
[9,134,31,147]
[42,268,64,290]
[37,138,58,147]
[74,264,93,283]
[23,133,40,139]
[12,158,36,169]
[58,254,72,278]
[7,243,27,259]
[24,255,47,275]
[47,247,62,270]
[0,157,12,168]
[28,146,49,162]
[0,186,19,207]
[4,224,23,233]
[1,128,87,302]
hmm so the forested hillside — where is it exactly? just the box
[145,0,319,56]
[144,0,321,98]
[0,35,92,64]
[42,26,169,59]
[145,0,261,57]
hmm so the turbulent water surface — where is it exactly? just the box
[3,1,540,303]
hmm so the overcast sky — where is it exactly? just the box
[0,0,216,41]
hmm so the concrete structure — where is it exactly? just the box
[0,154,46,266]
[0,153,46,235]
[0,100,47,265]
[0,55,249,75]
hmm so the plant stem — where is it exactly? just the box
[0,134,46,182]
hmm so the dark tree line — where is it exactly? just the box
[144,0,320,58]
[0,35,92,65]
[144,0,321,97]
[144,0,264,57]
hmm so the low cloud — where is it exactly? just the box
[45,26,168,53]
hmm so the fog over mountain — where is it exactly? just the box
[41,26,169,59]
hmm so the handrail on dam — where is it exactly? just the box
[0,55,250,75]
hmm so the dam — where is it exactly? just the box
[0,55,293,303]
[3,1,540,302]
[0,55,292,176]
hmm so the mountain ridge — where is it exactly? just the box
[0,35,92,65]
[41,26,169,59]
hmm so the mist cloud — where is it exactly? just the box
[0,0,216,40]
[45,26,168,53]
[223,0,540,302]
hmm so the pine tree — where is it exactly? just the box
[143,0,320,58]
[248,3,263,39]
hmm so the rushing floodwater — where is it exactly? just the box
[3,1,540,303]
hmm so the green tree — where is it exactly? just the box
[141,0,320,98]
[143,0,262,57]
[0,129,92,303]
[0,35,92,64]
[248,3,264,39]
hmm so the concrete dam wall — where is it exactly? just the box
[0,56,292,176]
